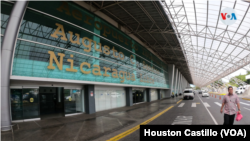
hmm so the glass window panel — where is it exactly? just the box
[143,90,147,102]
[64,89,82,114]
[99,90,106,111]
[22,88,39,119]
[10,89,23,120]
[95,90,100,112]
[110,91,117,109]
[116,90,125,108]
[81,90,85,113]
[1,2,13,35]
[150,89,157,101]
[105,91,111,110]
[13,2,170,89]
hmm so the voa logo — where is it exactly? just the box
[220,7,237,25]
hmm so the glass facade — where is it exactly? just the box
[1,1,170,88]
[1,1,172,121]
[1,2,13,35]
[10,88,39,120]
[10,89,23,120]
[160,89,168,99]
[132,89,146,104]
[22,88,39,119]
[95,89,126,112]
[150,89,158,101]
[64,89,84,114]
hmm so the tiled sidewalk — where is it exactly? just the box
[1,97,181,141]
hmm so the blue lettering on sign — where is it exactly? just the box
[231,13,237,20]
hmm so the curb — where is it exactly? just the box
[242,98,250,101]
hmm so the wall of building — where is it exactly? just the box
[1,1,188,124]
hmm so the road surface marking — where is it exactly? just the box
[204,102,210,107]
[107,106,174,141]
[197,95,218,125]
[214,102,222,106]
[172,116,192,125]
[240,102,250,106]
[243,107,250,111]
[178,103,185,107]
[191,103,196,107]
[177,99,182,104]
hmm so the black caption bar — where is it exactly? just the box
[140,125,249,140]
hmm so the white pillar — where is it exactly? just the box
[1,1,29,131]
[174,69,179,94]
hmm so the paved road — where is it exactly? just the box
[119,93,250,141]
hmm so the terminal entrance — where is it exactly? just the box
[132,90,145,104]
[39,87,64,119]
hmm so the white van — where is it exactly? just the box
[183,89,194,100]
[235,86,245,94]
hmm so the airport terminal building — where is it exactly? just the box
[1,1,189,129]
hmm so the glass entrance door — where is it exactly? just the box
[10,88,39,120]
[132,90,144,104]
[39,87,64,119]
[64,89,83,114]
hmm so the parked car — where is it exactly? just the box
[199,91,202,94]
[183,90,194,100]
[202,92,209,97]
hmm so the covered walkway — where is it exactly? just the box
[1,97,181,141]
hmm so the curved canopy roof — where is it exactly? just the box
[161,0,250,87]
[85,1,193,83]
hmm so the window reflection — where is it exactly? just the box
[22,89,39,119]
[11,89,23,120]
[64,89,83,114]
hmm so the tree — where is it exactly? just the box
[229,78,239,87]
[247,71,250,75]
[214,79,223,87]
[235,75,246,82]
[195,86,200,90]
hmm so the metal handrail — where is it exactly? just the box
[1,124,19,141]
